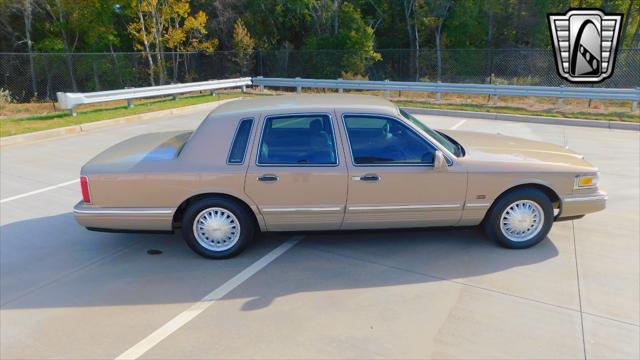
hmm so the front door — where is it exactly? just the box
[244,113,347,231]
[339,113,467,230]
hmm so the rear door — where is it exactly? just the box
[244,112,348,231]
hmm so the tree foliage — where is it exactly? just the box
[0,0,638,80]
[127,0,218,83]
[231,18,255,75]
[304,2,380,77]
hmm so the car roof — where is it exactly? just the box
[210,94,398,117]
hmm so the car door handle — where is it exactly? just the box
[357,174,380,182]
[257,174,279,182]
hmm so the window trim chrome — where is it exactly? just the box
[397,108,462,158]
[256,112,340,167]
[226,117,255,165]
[341,113,454,168]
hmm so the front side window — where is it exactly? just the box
[258,114,337,165]
[227,118,254,164]
[343,115,436,165]
[399,108,462,157]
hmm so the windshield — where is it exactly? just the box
[399,109,462,157]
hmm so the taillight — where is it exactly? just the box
[80,176,91,203]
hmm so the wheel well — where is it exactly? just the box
[172,193,259,229]
[489,183,561,212]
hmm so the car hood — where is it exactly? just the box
[440,130,596,169]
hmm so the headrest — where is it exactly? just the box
[309,119,323,132]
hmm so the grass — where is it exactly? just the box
[2,90,637,138]
[394,100,640,123]
[0,92,250,137]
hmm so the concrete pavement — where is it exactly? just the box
[1,104,638,359]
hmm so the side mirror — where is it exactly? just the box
[434,150,448,171]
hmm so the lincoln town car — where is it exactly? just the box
[73,95,607,258]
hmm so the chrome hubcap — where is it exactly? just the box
[193,207,240,251]
[499,200,544,242]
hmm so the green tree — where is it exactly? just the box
[3,0,39,95]
[39,0,86,90]
[424,0,452,81]
[304,2,381,78]
[240,0,312,49]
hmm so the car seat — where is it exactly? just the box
[308,119,335,164]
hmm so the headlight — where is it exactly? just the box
[574,173,599,189]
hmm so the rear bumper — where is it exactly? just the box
[73,201,175,231]
[558,192,607,220]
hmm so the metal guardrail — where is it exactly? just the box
[56,77,252,115]
[252,77,640,111]
[56,76,639,115]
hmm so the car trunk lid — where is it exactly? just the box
[82,130,192,173]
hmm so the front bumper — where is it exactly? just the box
[558,191,607,219]
[73,201,175,231]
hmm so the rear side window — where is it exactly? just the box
[227,119,254,164]
[258,114,337,165]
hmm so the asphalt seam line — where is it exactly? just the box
[0,179,79,204]
[572,220,588,360]
[115,237,301,360]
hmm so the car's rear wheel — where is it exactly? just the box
[483,188,553,249]
[181,197,254,259]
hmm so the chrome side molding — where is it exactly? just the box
[464,203,491,209]
[348,204,461,211]
[261,207,343,213]
[562,193,608,202]
[73,207,173,215]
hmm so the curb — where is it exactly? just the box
[0,98,241,148]
[402,107,640,131]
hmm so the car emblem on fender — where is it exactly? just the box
[548,9,623,83]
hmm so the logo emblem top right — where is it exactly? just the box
[548,9,623,83]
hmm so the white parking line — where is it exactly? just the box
[450,119,467,130]
[115,237,301,360]
[0,179,79,204]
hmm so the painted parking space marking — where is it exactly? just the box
[450,119,467,130]
[0,179,79,204]
[115,237,302,360]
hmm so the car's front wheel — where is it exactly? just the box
[181,197,255,259]
[483,188,553,249]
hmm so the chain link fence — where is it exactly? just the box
[1,49,638,102]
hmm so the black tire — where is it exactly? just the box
[483,188,554,249]
[181,197,255,259]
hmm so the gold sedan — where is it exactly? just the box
[73,95,606,258]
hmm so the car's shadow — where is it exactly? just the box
[0,212,559,310]
[238,227,561,310]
